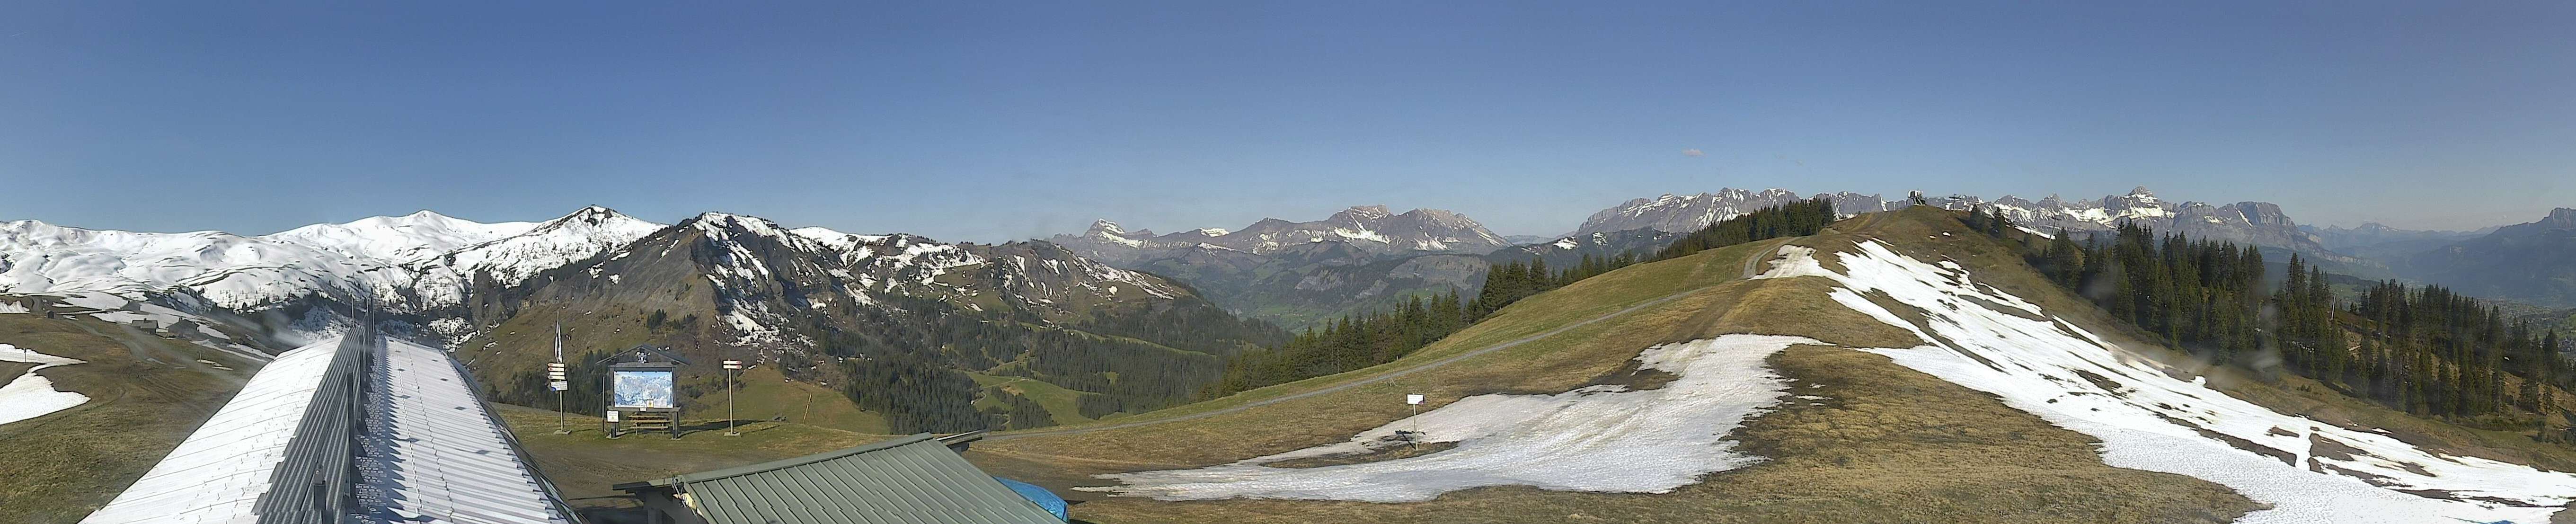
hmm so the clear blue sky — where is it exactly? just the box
[3,1,2572,241]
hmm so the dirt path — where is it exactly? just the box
[991,241,1788,442]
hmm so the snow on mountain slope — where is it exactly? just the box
[385,206,664,309]
[567,213,1187,348]
[1760,240,2576,524]
[261,210,538,263]
[0,219,383,310]
[0,206,665,343]
[1575,188,1891,236]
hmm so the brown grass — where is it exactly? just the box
[0,312,260,524]
[494,403,891,505]
[1065,346,2258,524]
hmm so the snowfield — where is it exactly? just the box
[1759,239,2576,524]
[1088,334,1816,502]
[0,344,89,427]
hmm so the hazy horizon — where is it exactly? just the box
[4,2,2571,241]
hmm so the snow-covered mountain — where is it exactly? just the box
[571,212,1202,348]
[0,207,662,318]
[0,204,1259,354]
[1573,188,1895,236]
[1052,205,1512,265]
[378,205,665,311]
[438,211,1284,433]
[263,211,540,262]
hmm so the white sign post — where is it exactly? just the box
[547,362,570,434]
[722,360,744,436]
[1405,393,1425,450]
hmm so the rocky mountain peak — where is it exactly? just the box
[1085,219,1150,238]
[1331,205,1396,222]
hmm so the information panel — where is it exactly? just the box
[611,369,675,408]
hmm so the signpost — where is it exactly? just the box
[548,362,570,434]
[721,360,744,436]
[549,323,568,434]
[1405,393,1425,450]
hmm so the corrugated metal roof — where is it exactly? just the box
[80,336,342,524]
[351,337,569,524]
[645,435,1062,524]
[80,331,574,524]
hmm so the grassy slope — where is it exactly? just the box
[973,210,2289,523]
[706,365,891,434]
[971,372,1106,426]
[494,404,892,507]
[457,288,897,435]
[0,311,262,524]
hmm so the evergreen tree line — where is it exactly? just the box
[1466,251,1640,320]
[1998,212,2572,435]
[836,349,984,433]
[2347,281,2569,431]
[980,385,1057,431]
[1651,198,1840,260]
[804,292,1275,434]
[1200,290,1474,398]
[2035,221,2288,365]
[1201,201,1841,399]
[1003,329,1225,414]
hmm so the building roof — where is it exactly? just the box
[351,337,572,524]
[79,335,343,524]
[618,434,1062,524]
[81,330,573,524]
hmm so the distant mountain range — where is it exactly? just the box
[1578,187,2324,252]
[2304,222,2492,264]
[2395,208,2576,307]
[0,207,1284,433]
[1572,186,2393,278]
[1049,207,1669,329]
[1048,186,2570,330]
[1053,205,1513,265]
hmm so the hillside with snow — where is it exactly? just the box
[992,207,2576,524]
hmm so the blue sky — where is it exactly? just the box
[2,1,2572,241]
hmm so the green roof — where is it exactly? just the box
[623,433,1061,524]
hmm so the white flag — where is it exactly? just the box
[552,322,564,363]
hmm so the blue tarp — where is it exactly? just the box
[992,477,1068,521]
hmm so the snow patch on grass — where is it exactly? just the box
[1087,334,1816,502]
[0,344,89,427]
